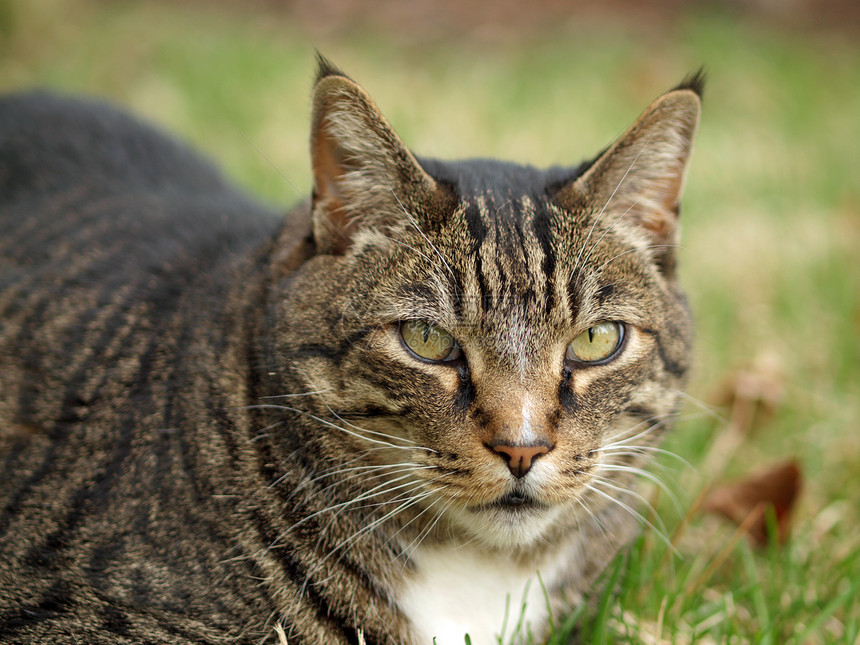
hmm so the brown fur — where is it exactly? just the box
[0,60,701,643]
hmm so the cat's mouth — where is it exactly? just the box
[498,492,532,506]
[451,489,566,546]
[474,491,547,512]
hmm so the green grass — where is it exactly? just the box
[2,1,859,642]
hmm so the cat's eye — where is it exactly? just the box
[566,322,624,364]
[399,320,461,363]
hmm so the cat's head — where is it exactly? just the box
[268,57,701,549]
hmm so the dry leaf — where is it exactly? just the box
[701,459,802,547]
[713,352,785,435]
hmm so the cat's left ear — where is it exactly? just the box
[309,58,445,255]
[556,74,703,267]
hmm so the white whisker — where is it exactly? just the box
[584,483,678,556]
[243,403,431,452]
[590,472,674,534]
[595,243,683,274]
[599,445,693,470]
[314,489,436,569]
[260,388,333,399]
[268,475,430,552]
[230,124,304,199]
[288,461,429,495]
[570,133,655,283]
[595,465,682,515]
[385,179,457,282]
[601,415,671,450]
[403,497,454,557]
[671,388,728,424]
[573,495,610,539]
[577,200,641,278]
[322,404,420,446]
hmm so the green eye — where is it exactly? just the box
[566,322,624,363]
[400,320,461,362]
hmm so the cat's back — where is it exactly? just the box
[0,90,244,194]
[0,89,283,428]
[0,91,292,642]
[0,89,295,441]
[0,90,281,270]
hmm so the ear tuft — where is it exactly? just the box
[315,53,350,84]
[673,68,706,98]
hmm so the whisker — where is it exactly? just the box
[604,410,715,455]
[314,466,429,501]
[595,466,682,516]
[577,199,641,277]
[311,469,452,541]
[671,388,728,425]
[267,475,430,552]
[595,243,684,274]
[247,419,289,443]
[601,415,673,449]
[230,124,304,199]
[599,445,694,470]
[410,498,455,554]
[243,403,431,452]
[271,369,423,447]
[385,179,457,283]
[316,489,436,567]
[590,472,675,535]
[570,133,656,283]
[584,483,678,556]
[288,461,429,494]
[276,448,404,493]
[293,381,424,448]
[260,388,333,400]
[390,495,448,558]
[323,404,420,446]
[284,487,438,620]
[382,235,447,274]
[573,495,610,539]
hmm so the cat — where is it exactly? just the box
[0,56,702,644]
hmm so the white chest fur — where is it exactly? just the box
[399,543,563,645]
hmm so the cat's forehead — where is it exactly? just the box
[416,157,599,260]
[389,163,633,303]
[419,157,586,217]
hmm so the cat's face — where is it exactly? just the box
[269,62,699,549]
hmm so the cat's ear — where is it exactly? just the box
[310,58,440,255]
[557,73,703,266]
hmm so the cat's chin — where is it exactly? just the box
[442,494,568,550]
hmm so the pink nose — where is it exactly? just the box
[491,443,551,478]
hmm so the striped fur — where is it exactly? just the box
[0,61,701,644]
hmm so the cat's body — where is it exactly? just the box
[0,60,701,644]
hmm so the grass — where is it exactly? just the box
[2,1,859,642]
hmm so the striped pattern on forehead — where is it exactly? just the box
[467,194,557,376]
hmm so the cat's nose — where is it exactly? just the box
[490,442,551,478]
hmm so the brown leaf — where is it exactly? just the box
[712,352,785,435]
[701,459,802,547]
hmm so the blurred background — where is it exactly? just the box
[1,0,858,641]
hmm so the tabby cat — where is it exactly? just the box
[0,57,702,644]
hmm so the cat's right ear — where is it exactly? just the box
[555,74,703,269]
[309,58,443,255]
